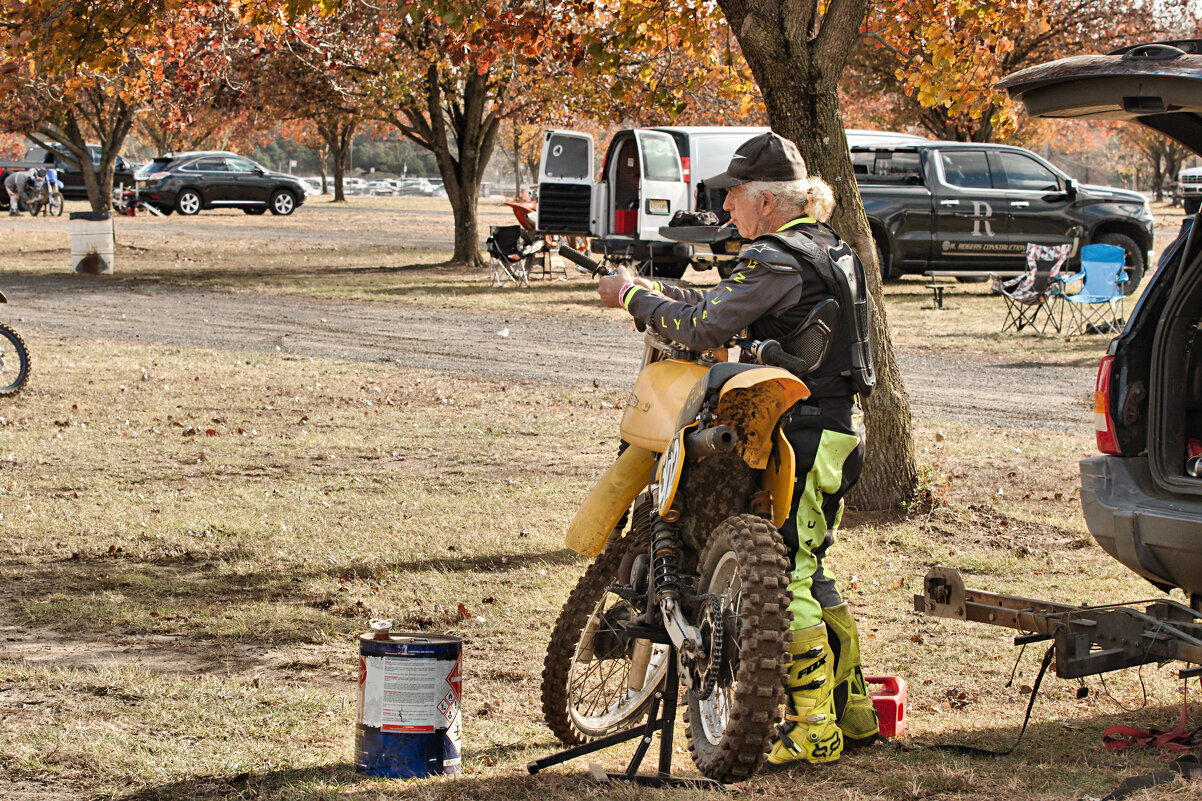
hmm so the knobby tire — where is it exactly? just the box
[0,322,31,396]
[683,513,790,782]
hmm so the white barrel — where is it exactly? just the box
[69,211,115,274]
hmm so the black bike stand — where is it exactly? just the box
[527,650,725,789]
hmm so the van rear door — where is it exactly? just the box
[537,131,597,235]
[634,130,689,242]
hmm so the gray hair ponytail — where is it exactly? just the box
[742,177,836,223]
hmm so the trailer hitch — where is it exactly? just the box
[916,567,1202,679]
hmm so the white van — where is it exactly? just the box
[536,126,925,278]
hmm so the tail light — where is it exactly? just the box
[680,156,690,183]
[1094,355,1121,455]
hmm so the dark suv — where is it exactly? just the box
[1001,40,1202,608]
[136,151,306,216]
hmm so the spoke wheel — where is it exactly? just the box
[0,322,31,396]
[684,513,790,783]
[541,531,669,744]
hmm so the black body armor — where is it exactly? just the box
[740,222,876,398]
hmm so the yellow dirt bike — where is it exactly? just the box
[537,247,837,783]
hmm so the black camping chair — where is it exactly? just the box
[486,224,546,288]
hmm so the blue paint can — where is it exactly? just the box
[356,623,463,778]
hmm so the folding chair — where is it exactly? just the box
[992,243,1071,334]
[486,224,545,288]
[1058,243,1128,335]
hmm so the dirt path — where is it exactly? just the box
[5,273,1095,431]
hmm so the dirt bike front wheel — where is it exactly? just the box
[48,194,63,217]
[0,322,31,396]
[541,530,669,744]
[684,513,790,783]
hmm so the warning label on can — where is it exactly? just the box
[360,655,462,733]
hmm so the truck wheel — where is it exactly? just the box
[1096,232,1144,296]
[874,239,896,281]
[1185,197,1201,215]
[637,261,687,280]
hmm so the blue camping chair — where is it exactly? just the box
[1057,243,1128,334]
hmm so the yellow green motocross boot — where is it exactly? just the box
[823,603,880,746]
[767,623,843,766]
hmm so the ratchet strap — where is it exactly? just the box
[1102,679,1202,752]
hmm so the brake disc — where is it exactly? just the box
[683,594,724,700]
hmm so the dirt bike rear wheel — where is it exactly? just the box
[0,322,31,396]
[684,513,790,782]
[541,530,669,744]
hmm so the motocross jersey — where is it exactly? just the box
[620,217,867,398]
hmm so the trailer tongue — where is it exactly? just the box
[917,566,1202,680]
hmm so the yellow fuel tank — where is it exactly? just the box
[620,360,711,453]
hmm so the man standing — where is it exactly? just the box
[597,132,878,767]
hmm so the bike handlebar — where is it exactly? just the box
[557,245,611,277]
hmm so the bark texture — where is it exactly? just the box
[317,116,356,203]
[386,64,505,267]
[717,0,917,510]
[30,88,137,212]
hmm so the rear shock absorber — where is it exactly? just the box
[651,512,682,604]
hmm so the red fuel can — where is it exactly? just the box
[865,676,907,739]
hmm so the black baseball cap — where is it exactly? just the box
[705,132,808,189]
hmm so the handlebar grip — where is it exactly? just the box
[757,340,809,374]
[558,245,610,276]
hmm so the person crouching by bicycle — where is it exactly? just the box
[596,131,878,768]
[5,168,45,216]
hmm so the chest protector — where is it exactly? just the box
[741,223,876,398]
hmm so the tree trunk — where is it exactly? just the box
[512,127,522,198]
[307,138,330,193]
[319,118,355,203]
[331,149,346,202]
[717,0,917,511]
[387,65,502,267]
[33,97,136,212]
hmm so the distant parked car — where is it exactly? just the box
[0,144,135,201]
[366,179,398,196]
[136,151,306,216]
[397,178,436,196]
[299,178,326,196]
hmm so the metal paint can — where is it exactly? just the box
[355,621,462,778]
[1187,438,1202,478]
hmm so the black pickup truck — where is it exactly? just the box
[0,145,135,201]
[857,141,1154,290]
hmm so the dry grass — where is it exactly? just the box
[0,199,1196,801]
